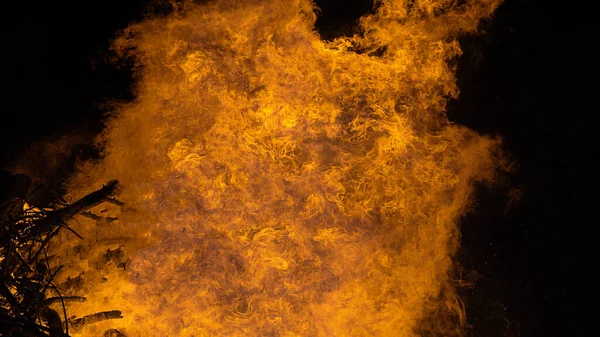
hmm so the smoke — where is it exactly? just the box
[54,1,504,336]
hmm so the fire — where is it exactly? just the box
[52,0,503,336]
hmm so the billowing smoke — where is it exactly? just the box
[53,0,503,336]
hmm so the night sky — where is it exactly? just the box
[1,1,593,336]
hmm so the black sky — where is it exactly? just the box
[1,1,594,336]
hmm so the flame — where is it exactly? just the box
[52,0,503,336]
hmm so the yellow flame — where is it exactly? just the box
[52,0,503,336]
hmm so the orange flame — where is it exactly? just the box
[53,0,503,336]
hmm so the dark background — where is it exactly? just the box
[1,1,593,336]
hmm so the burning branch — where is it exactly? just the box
[0,173,125,336]
[48,180,119,221]
[65,310,123,331]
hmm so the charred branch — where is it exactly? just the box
[103,328,127,337]
[48,180,119,221]
[80,211,119,224]
[0,312,54,337]
[43,296,86,306]
[65,310,123,330]
[1,176,123,336]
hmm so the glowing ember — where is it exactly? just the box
[52,0,503,335]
